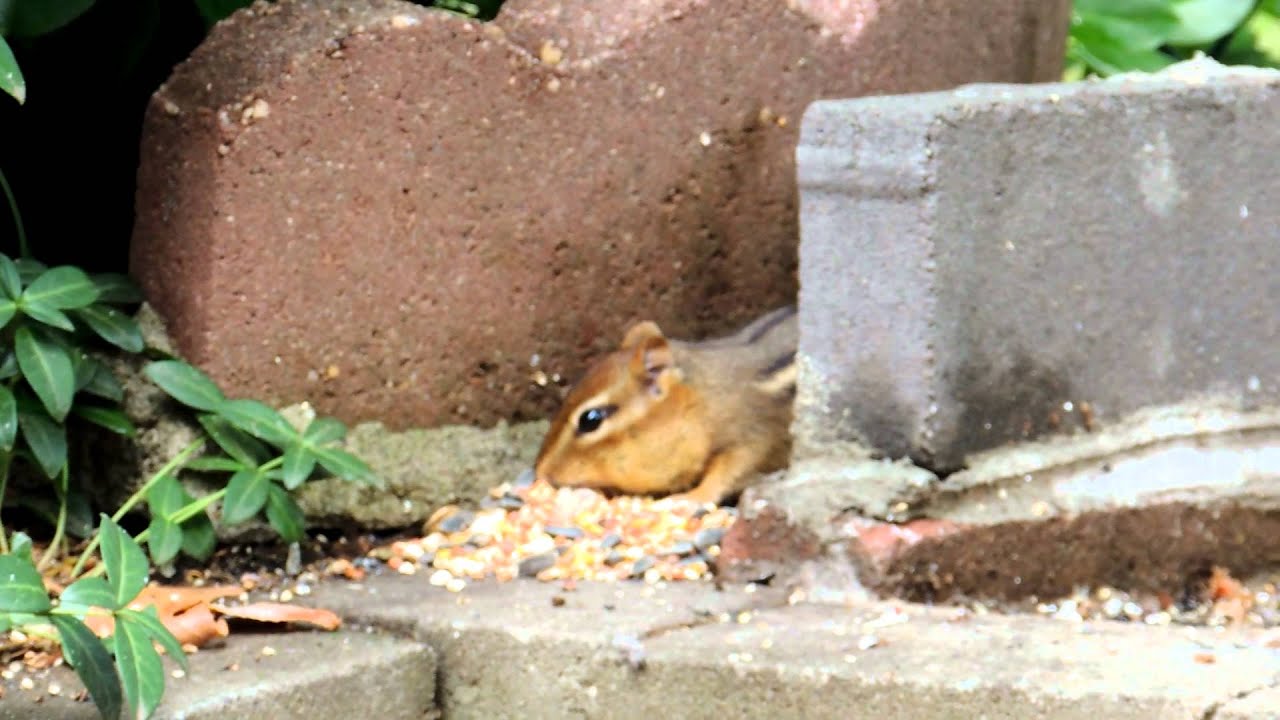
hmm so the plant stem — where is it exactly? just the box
[0,168,28,259]
[36,465,69,571]
[70,438,205,577]
[0,449,11,555]
[168,488,225,525]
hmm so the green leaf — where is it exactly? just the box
[4,0,97,37]
[59,576,115,611]
[0,351,15,379]
[1069,23,1176,76]
[16,326,75,421]
[82,359,125,402]
[180,513,216,561]
[22,266,99,310]
[146,516,183,566]
[216,398,298,446]
[90,274,144,305]
[0,37,24,105]
[51,614,123,720]
[18,404,67,478]
[63,485,94,539]
[9,532,33,562]
[0,256,20,298]
[119,606,188,672]
[72,404,136,436]
[281,445,316,490]
[113,611,165,720]
[145,475,187,566]
[144,360,225,412]
[1166,0,1255,46]
[97,515,148,608]
[198,414,270,466]
[265,483,305,543]
[0,554,51,612]
[1073,0,1181,49]
[302,416,346,445]
[13,259,46,285]
[314,446,382,488]
[192,0,254,26]
[221,468,270,524]
[0,299,16,330]
[1221,8,1280,67]
[73,305,144,353]
[20,298,75,331]
[0,384,16,451]
[184,456,246,473]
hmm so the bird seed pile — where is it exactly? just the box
[372,475,736,591]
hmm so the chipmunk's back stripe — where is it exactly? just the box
[744,305,797,344]
[755,351,797,396]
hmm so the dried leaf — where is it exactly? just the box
[208,602,342,631]
[163,605,229,649]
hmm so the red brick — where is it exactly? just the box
[131,0,1070,429]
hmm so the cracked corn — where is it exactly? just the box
[373,479,735,585]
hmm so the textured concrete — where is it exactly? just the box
[0,629,435,720]
[307,575,1280,719]
[130,0,1070,432]
[794,58,1280,469]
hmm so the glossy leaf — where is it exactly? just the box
[0,299,15,330]
[113,611,165,720]
[82,360,125,402]
[1166,0,1255,46]
[9,532,33,563]
[314,446,382,488]
[265,483,305,543]
[0,384,16,451]
[0,255,21,298]
[0,37,23,104]
[0,554,50,612]
[216,398,297,446]
[0,350,16,379]
[1068,23,1175,76]
[13,259,46,285]
[198,414,270,466]
[192,0,254,25]
[15,326,75,420]
[302,416,346,445]
[119,606,188,672]
[1221,7,1280,68]
[146,516,183,567]
[19,298,75,331]
[147,475,186,516]
[144,360,225,412]
[59,576,115,611]
[71,404,136,436]
[280,445,316,490]
[221,468,270,524]
[51,615,122,720]
[23,266,99,310]
[18,404,67,478]
[1073,0,1180,49]
[3,0,97,38]
[90,273,144,304]
[97,515,148,609]
[180,512,216,561]
[73,305,144,353]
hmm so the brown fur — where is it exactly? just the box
[534,306,797,505]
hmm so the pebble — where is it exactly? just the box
[519,552,559,578]
[631,556,656,575]
[693,527,725,550]
[660,541,696,557]
[600,533,622,549]
[438,512,475,534]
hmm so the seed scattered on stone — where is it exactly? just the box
[545,525,585,540]
[260,646,276,657]
[47,683,61,696]
[20,677,34,690]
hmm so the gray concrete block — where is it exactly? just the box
[310,576,1280,720]
[795,58,1280,469]
[0,630,435,720]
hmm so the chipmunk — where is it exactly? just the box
[534,305,798,506]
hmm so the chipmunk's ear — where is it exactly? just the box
[622,321,675,390]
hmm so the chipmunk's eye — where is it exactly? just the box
[576,405,617,435]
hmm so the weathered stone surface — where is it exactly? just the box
[795,58,1280,469]
[131,0,1071,432]
[725,419,1280,600]
[306,575,1280,720]
[0,630,435,720]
